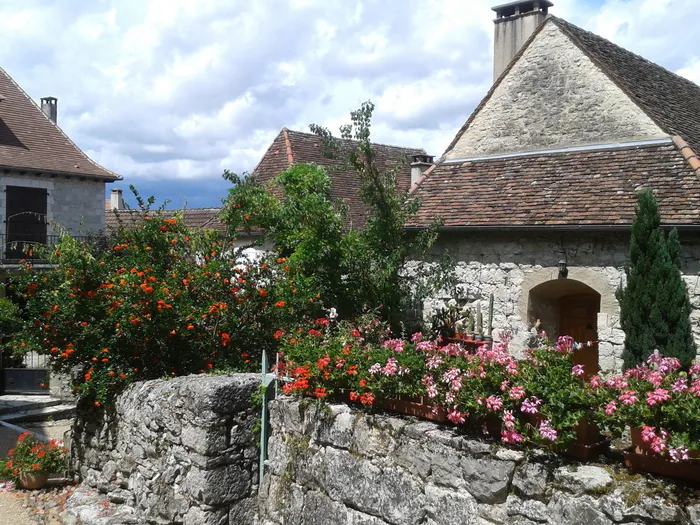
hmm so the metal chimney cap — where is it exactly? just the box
[492,1,553,15]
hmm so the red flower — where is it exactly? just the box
[349,392,359,402]
[274,301,286,308]
[347,366,358,376]
[360,392,375,406]
[314,388,327,399]
[308,329,323,338]
[274,330,285,339]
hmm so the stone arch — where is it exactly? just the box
[518,267,618,325]
[518,267,620,375]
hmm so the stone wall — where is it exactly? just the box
[0,172,106,237]
[258,397,700,525]
[428,231,700,372]
[71,374,260,524]
[445,20,665,160]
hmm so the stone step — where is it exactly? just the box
[0,395,63,416]
[0,403,76,423]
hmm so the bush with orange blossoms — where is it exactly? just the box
[6,195,322,405]
[0,432,68,483]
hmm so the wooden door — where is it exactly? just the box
[559,294,600,377]
[5,186,47,260]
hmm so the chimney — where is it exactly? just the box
[410,154,434,187]
[110,189,124,210]
[492,1,553,81]
[41,96,58,123]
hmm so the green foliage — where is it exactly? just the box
[0,297,21,337]
[617,190,696,369]
[7,191,322,404]
[224,101,451,331]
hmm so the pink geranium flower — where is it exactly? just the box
[539,420,558,441]
[521,396,542,414]
[486,396,503,412]
[618,389,639,405]
[646,388,671,406]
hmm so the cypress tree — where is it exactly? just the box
[617,190,696,369]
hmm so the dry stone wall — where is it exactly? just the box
[428,231,700,372]
[69,374,260,525]
[258,397,700,525]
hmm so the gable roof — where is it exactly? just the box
[442,16,700,162]
[412,16,700,230]
[253,128,425,229]
[0,67,119,181]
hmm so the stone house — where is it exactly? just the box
[0,66,119,263]
[409,1,700,372]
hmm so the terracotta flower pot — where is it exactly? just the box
[526,413,609,461]
[380,396,448,423]
[19,471,49,490]
[625,427,700,482]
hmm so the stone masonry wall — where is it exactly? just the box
[259,397,700,525]
[445,21,665,160]
[429,231,700,372]
[71,374,260,524]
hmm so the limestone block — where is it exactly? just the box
[553,466,612,494]
[425,483,478,525]
[462,457,515,504]
[512,462,548,500]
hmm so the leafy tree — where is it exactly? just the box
[617,190,696,369]
[223,101,453,331]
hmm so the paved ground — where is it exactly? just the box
[0,491,34,525]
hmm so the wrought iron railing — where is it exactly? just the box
[0,233,107,263]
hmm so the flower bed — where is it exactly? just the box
[278,315,700,477]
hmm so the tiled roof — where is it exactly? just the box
[552,17,700,156]
[0,67,119,180]
[253,129,425,229]
[105,208,227,232]
[410,143,700,228]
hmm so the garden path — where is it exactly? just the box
[0,490,36,525]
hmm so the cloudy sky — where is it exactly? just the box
[1,0,698,208]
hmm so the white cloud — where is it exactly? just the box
[0,0,695,205]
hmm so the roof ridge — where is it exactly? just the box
[284,128,425,154]
[673,135,700,176]
[282,127,294,167]
[0,66,120,181]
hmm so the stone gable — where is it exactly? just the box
[445,21,666,160]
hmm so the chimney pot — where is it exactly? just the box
[110,188,124,211]
[492,1,553,81]
[41,96,58,124]
[410,154,434,186]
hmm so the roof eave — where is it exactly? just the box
[405,224,700,233]
[0,165,121,182]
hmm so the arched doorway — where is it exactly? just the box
[528,279,601,376]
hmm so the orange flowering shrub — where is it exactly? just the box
[7,207,322,404]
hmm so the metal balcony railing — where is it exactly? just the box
[0,233,107,264]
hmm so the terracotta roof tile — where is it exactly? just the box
[0,67,119,180]
[105,208,228,232]
[410,144,700,228]
[254,129,424,229]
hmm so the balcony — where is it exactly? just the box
[0,233,107,264]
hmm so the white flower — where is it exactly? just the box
[328,307,338,320]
